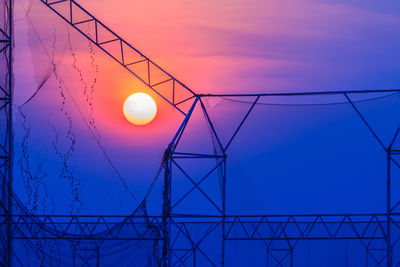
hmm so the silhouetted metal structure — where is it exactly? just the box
[0,0,13,265]
[1,0,400,266]
[163,92,400,267]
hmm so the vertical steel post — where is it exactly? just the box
[162,148,172,267]
[161,97,198,266]
[193,248,196,267]
[387,150,392,267]
[6,0,13,265]
[221,157,226,267]
[290,247,293,267]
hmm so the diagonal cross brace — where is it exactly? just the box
[41,0,196,115]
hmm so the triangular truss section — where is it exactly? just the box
[47,0,71,22]
[151,79,174,104]
[267,248,292,266]
[96,22,119,46]
[98,38,123,64]
[224,215,388,242]
[174,81,195,107]
[173,101,224,156]
[346,92,400,151]
[126,59,149,84]
[202,95,260,152]
[149,62,172,87]
[121,41,146,67]
[42,0,196,115]
[70,2,96,39]
[73,19,96,40]
[71,1,93,26]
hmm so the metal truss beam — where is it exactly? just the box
[201,89,400,97]
[163,93,400,266]
[16,1,400,266]
[7,213,392,241]
[0,0,13,265]
[5,214,162,241]
[40,0,196,115]
[3,213,398,266]
[223,214,394,241]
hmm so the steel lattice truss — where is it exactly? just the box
[163,94,400,267]
[167,214,400,266]
[6,213,400,266]
[0,0,12,264]
[1,0,400,266]
[41,0,195,115]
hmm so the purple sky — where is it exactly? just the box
[11,0,400,217]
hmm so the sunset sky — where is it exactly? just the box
[10,0,400,223]
[8,1,400,265]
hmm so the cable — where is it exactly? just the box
[219,92,400,107]
[17,0,139,205]
[141,160,165,203]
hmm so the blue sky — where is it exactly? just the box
[11,0,400,218]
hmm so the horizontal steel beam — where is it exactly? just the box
[4,213,397,241]
[200,89,400,97]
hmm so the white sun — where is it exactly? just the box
[123,93,157,125]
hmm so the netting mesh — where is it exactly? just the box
[13,0,180,216]
[12,199,161,266]
[8,0,165,264]
[2,0,400,265]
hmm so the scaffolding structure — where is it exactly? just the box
[0,0,13,264]
[1,0,400,266]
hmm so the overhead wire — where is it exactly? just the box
[16,0,140,205]
[219,92,400,107]
[141,160,165,204]
[16,0,177,227]
[17,0,400,208]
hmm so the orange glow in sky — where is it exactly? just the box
[13,0,400,147]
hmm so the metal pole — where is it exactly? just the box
[221,158,226,267]
[387,150,392,267]
[6,0,13,265]
[290,247,293,267]
[193,248,196,267]
[162,148,171,267]
[96,246,100,267]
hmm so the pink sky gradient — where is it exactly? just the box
[10,0,400,214]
